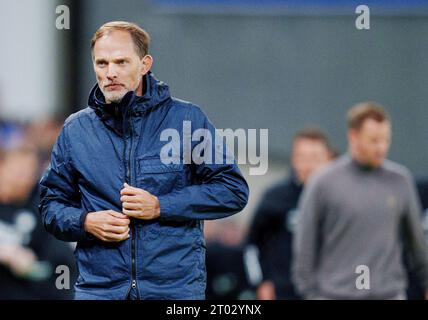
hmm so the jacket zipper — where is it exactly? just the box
[124,112,139,299]
[130,114,139,297]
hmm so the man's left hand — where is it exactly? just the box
[120,183,160,220]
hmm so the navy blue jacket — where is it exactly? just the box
[39,72,249,299]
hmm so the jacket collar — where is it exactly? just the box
[88,71,171,136]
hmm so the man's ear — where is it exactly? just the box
[141,55,153,75]
[348,128,358,146]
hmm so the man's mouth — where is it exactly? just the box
[105,83,123,90]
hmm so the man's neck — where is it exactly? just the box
[349,152,380,171]
[135,75,145,97]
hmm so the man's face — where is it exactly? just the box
[291,138,332,185]
[349,119,391,168]
[0,152,38,202]
[92,30,146,104]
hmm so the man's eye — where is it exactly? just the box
[118,60,126,65]
[97,61,107,67]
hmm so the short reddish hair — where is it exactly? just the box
[91,21,150,58]
[347,102,390,130]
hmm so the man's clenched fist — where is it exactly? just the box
[84,210,130,242]
[120,183,160,220]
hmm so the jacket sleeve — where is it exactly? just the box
[401,172,428,291]
[292,177,324,299]
[38,125,92,242]
[157,107,249,221]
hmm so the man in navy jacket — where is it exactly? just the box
[39,21,249,300]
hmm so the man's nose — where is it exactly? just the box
[106,64,118,79]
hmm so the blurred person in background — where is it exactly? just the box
[0,147,76,299]
[293,102,428,300]
[0,118,25,150]
[416,179,428,230]
[405,179,428,299]
[205,219,255,300]
[24,117,63,174]
[245,127,335,300]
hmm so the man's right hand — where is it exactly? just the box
[256,281,276,300]
[0,244,37,276]
[84,210,130,242]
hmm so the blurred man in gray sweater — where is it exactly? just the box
[293,102,428,300]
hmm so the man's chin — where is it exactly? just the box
[109,98,124,104]
[105,93,126,104]
[369,159,384,168]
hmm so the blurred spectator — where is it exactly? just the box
[417,179,428,219]
[205,219,256,300]
[23,117,63,173]
[0,147,76,299]
[0,118,25,150]
[293,102,428,300]
[245,127,334,300]
[406,179,428,299]
[418,180,428,246]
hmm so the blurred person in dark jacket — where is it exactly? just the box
[417,179,428,246]
[0,147,76,299]
[205,219,255,300]
[417,179,428,216]
[406,179,428,299]
[245,128,334,300]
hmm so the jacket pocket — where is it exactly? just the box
[141,226,200,282]
[136,156,184,195]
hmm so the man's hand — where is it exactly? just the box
[84,210,130,242]
[0,244,37,277]
[256,280,276,300]
[120,183,160,220]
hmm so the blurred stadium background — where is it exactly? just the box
[1,0,428,299]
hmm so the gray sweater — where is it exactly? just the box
[293,154,428,299]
